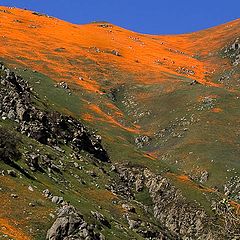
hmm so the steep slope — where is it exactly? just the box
[0,6,239,240]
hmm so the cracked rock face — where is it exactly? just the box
[110,165,240,239]
[143,169,209,238]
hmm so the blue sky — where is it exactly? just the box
[1,0,239,34]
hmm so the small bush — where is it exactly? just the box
[0,127,21,163]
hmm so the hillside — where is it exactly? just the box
[0,6,239,240]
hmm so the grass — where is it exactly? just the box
[0,57,239,239]
[0,117,145,239]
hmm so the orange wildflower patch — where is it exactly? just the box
[0,218,30,240]
[143,153,157,160]
[0,6,238,93]
[230,201,240,215]
[88,104,141,133]
[211,107,223,113]
[178,175,191,182]
[84,189,117,202]
[167,173,215,193]
[82,113,93,121]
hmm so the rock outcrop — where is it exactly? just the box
[0,63,109,163]
[47,204,105,240]
[110,164,240,239]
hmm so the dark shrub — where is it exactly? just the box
[0,127,21,163]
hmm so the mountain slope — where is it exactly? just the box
[0,6,239,240]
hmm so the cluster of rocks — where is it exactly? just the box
[89,47,101,54]
[107,165,175,238]
[188,169,209,184]
[126,215,175,240]
[26,152,43,172]
[54,81,71,95]
[54,81,69,89]
[0,63,109,163]
[199,170,209,184]
[111,50,121,57]
[218,72,231,83]
[128,36,144,45]
[0,9,11,14]
[154,114,196,146]
[108,164,240,239]
[224,38,240,66]
[198,96,216,111]
[106,167,135,200]
[1,169,17,177]
[97,24,111,28]
[20,150,65,176]
[90,47,122,56]
[211,198,240,234]
[190,79,200,85]
[176,67,195,76]
[168,48,186,55]
[32,11,52,18]
[91,211,111,228]
[135,135,151,148]
[0,64,32,121]
[43,189,63,203]
[107,165,177,239]
[143,169,210,238]
[106,87,121,102]
[120,91,151,123]
[223,176,240,201]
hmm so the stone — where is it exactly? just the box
[7,170,17,177]
[27,153,40,171]
[16,101,28,121]
[91,211,111,228]
[43,189,51,198]
[122,204,136,213]
[190,80,199,85]
[111,50,121,56]
[46,216,70,239]
[200,171,209,183]
[73,162,79,168]
[7,110,16,120]
[135,135,151,148]
[46,205,102,240]
[51,196,63,204]
[110,165,117,172]
[128,218,139,229]
[10,194,18,198]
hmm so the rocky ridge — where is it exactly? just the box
[0,63,109,163]
[108,164,240,239]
